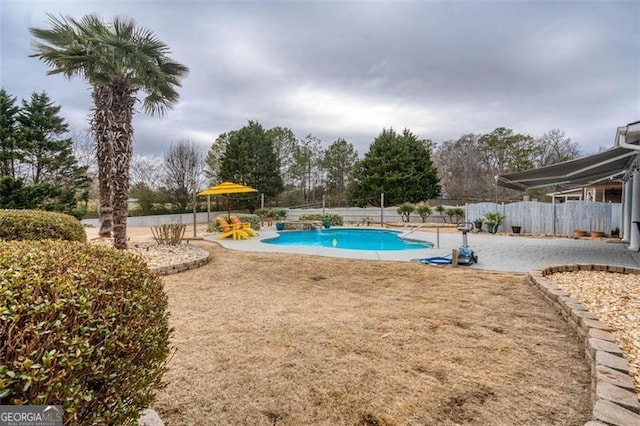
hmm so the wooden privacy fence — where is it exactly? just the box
[287,201,622,237]
[466,201,621,236]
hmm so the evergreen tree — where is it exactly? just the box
[219,121,284,204]
[0,90,91,216]
[18,92,74,184]
[0,89,20,178]
[348,128,440,206]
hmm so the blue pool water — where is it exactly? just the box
[262,228,432,251]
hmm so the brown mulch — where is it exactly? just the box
[153,243,591,425]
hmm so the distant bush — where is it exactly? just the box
[0,209,86,242]
[445,207,465,223]
[298,213,344,226]
[416,203,433,223]
[254,208,271,219]
[0,240,171,424]
[208,214,261,232]
[255,208,287,220]
[396,202,416,222]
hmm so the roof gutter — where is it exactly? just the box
[617,121,640,150]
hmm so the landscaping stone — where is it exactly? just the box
[565,301,589,312]
[595,365,637,392]
[574,310,599,321]
[581,318,611,332]
[589,338,624,357]
[528,265,640,426]
[548,288,571,298]
[138,409,164,426]
[595,351,630,374]
[595,382,640,413]
[593,399,640,425]
[588,328,617,342]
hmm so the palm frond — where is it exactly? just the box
[31,12,189,117]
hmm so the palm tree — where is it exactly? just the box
[30,14,189,248]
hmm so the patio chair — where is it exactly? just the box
[217,217,249,240]
[230,216,258,236]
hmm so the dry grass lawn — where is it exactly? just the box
[154,243,591,425]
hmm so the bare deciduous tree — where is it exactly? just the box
[435,134,494,200]
[162,140,204,210]
[130,154,164,190]
[535,129,582,167]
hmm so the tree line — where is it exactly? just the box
[0,89,90,217]
[0,85,582,221]
[201,121,580,210]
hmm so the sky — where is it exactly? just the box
[1,0,639,159]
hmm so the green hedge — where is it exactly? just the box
[0,209,86,242]
[0,240,171,424]
[254,208,286,220]
[207,214,261,232]
[298,213,344,226]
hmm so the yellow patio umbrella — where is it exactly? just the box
[197,181,258,220]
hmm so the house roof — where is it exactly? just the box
[497,120,640,191]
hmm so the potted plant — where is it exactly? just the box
[273,209,287,230]
[323,219,332,228]
[473,218,484,231]
[482,212,505,234]
[511,225,522,234]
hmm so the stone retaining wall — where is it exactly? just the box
[528,264,640,426]
[149,248,210,275]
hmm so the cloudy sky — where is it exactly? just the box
[1,0,638,158]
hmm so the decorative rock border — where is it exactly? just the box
[528,264,640,426]
[148,246,210,275]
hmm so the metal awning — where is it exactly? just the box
[497,146,637,191]
[498,121,640,191]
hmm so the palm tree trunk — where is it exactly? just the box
[92,86,113,238]
[109,80,136,249]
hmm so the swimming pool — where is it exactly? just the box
[262,228,432,251]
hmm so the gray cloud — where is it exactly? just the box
[1,1,638,159]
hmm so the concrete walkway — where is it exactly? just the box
[206,227,640,273]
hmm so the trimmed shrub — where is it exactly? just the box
[0,240,171,424]
[298,213,344,226]
[416,203,432,222]
[0,209,86,242]
[396,202,416,222]
[254,208,287,221]
[254,208,270,219]
[208,214,261,232]
[445,207,466,223]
